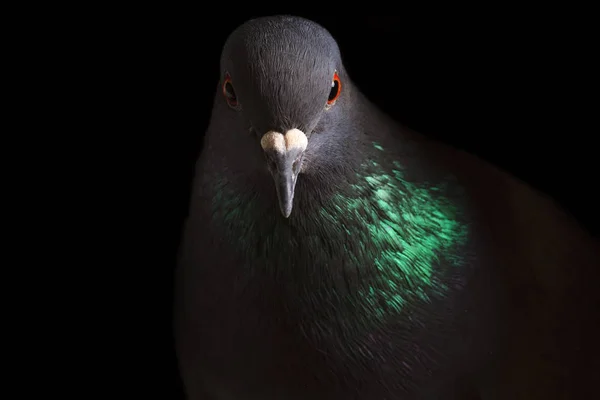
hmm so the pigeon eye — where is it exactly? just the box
[222,73,238,108]
[326,71,342,107]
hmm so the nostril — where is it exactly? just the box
[292,157,301,173]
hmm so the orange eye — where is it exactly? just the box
[222,72,238,108]
[327,71,342,106]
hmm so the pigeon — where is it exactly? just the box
[175,15,599,400]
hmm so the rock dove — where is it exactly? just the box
[175,15,599,400]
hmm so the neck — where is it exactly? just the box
[205,140,472,324]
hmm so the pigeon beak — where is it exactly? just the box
[270,157,302,218]
[260,129,308,218]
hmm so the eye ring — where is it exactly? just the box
[326,71,342,108]
[222,72,239,109]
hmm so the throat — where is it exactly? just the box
[209,143,471,319]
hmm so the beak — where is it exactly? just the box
[268,152,303,218]
[260,129,308,218]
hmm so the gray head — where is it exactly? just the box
[218,16,346,218]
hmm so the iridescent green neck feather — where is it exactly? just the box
[209,141,470,319]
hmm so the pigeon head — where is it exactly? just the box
[218,16,345,218]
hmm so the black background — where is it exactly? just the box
[109,15,595,398]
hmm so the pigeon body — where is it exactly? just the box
[175,16,599,399]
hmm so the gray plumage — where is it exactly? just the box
[175,15,599,400]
